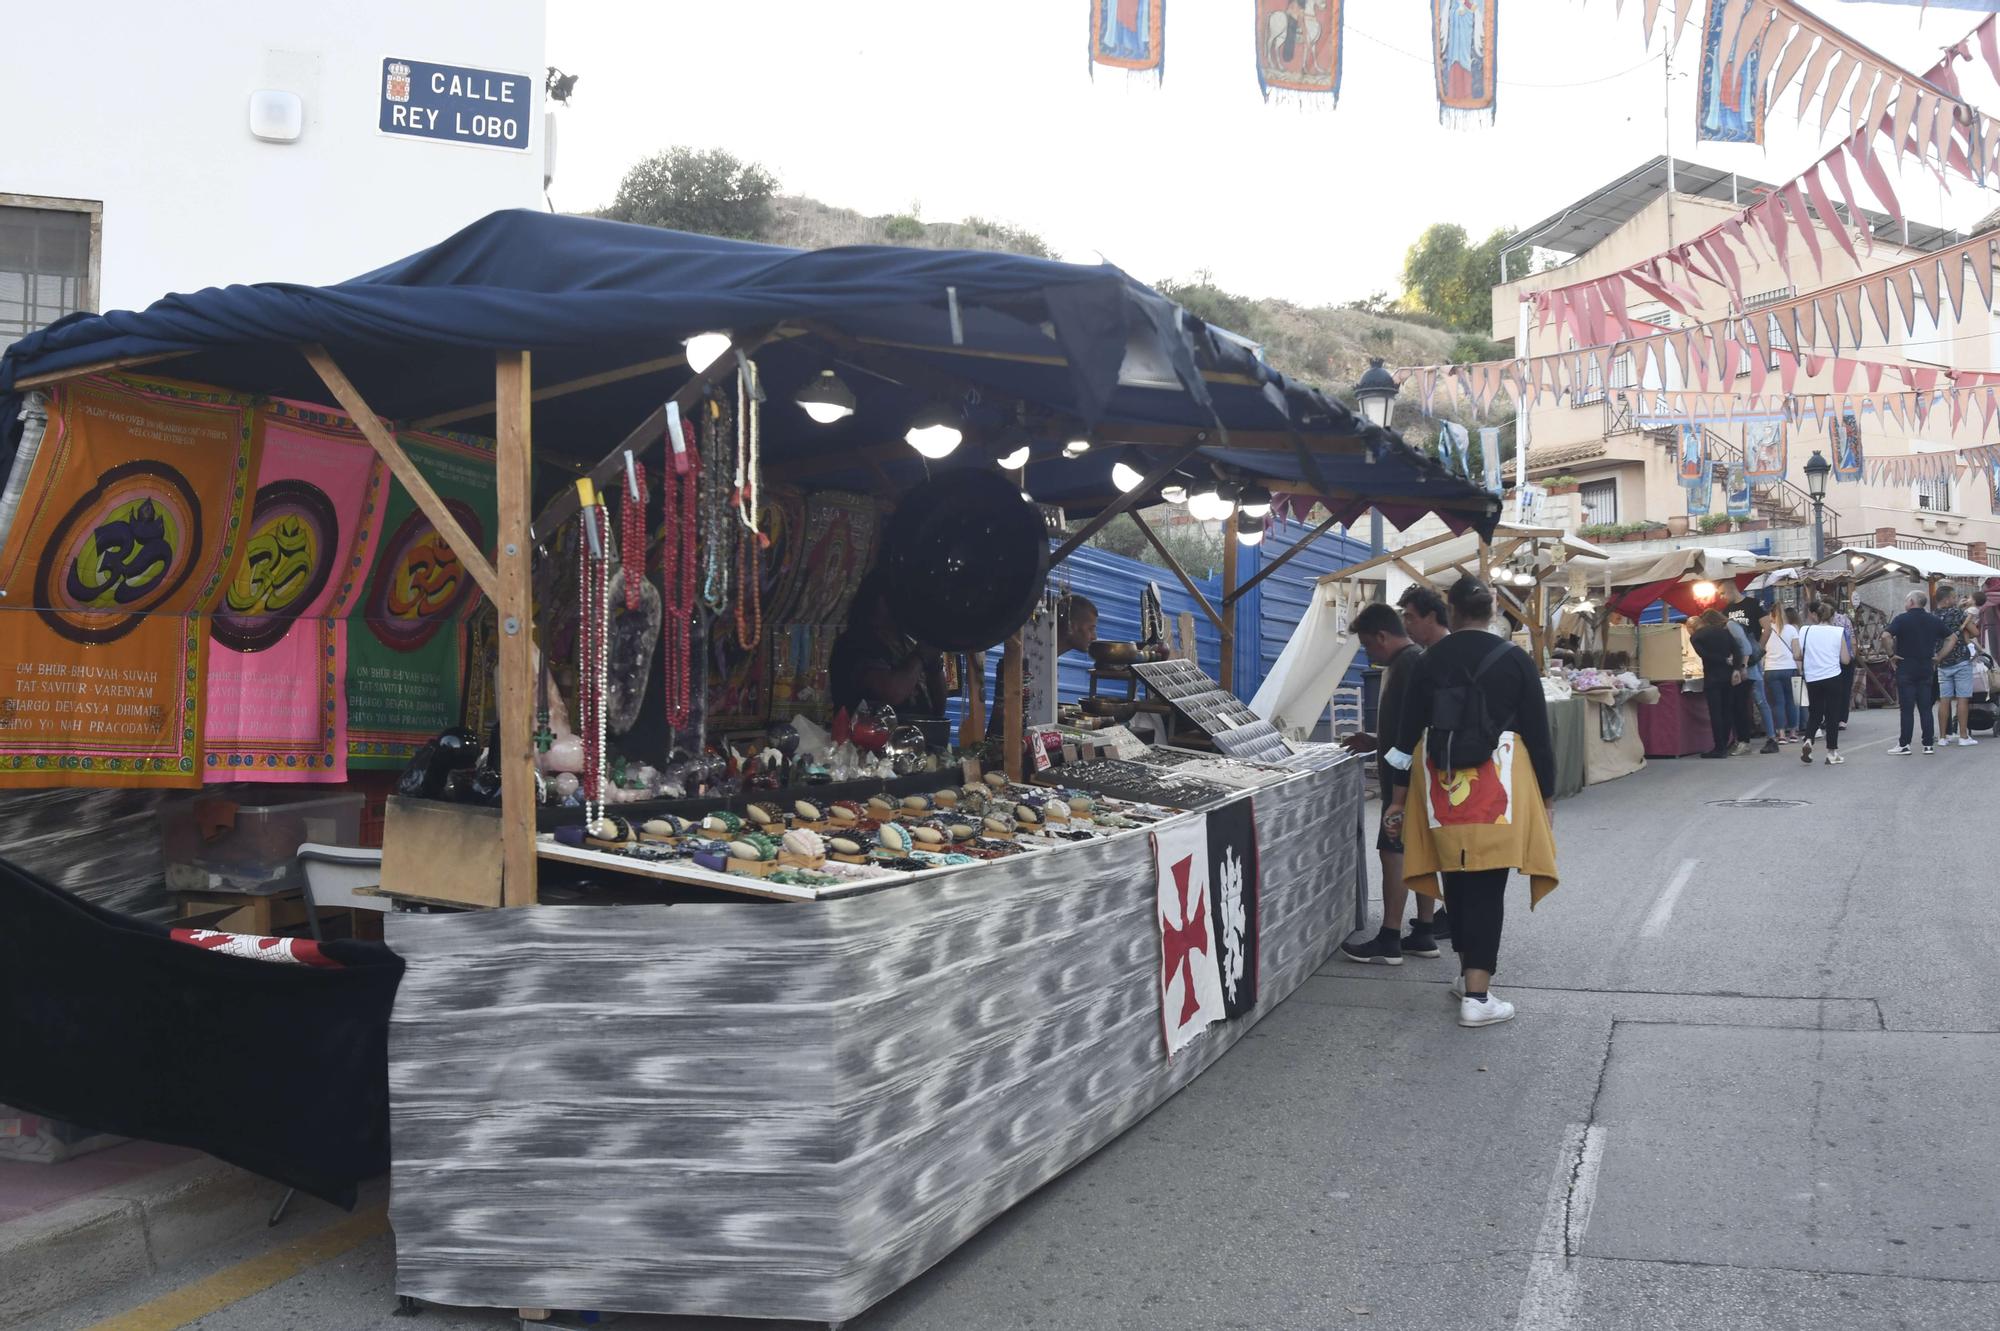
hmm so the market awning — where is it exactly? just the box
[1809,545,2000,585]
[0,210,1498,534]
[1571,546,1799,618]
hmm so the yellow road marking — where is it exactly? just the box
[81,1206,388,1331]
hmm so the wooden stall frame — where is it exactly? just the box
[494,351,538,907]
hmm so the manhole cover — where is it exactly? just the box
[1705,797,1811,809]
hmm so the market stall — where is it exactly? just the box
[0,212,1498,1324]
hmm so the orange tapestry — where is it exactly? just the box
[0,375,263,786]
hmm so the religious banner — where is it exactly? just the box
[203,401,386,782]
[1743,420,1787,481]
[1834,410,1864,481]
[1432,0,1497,124]
[1989,458,2000,517]
[1697,0,1765,146]
[1725,462,1752,519]
[1686,472,1712,517]
[0,375,262,788]
[1203,797,1260,1018]
[1256,0,1342,104]
[1090,0,1164,79]
[1151,816,1226,1056]
[1438,421,1471,479]
[345,430,496,769]
[1678,425,1707,483]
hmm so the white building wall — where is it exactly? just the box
[7,0,547,315]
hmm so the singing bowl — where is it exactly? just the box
[882,469,1049,652]
[1089,640,1140,668]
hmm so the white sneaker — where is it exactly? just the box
[1959,737,1980,746]
[1827,753,1845,765]
[1887,745,1911,755]
[1459,994,1516,1028]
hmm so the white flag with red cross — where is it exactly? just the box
[1151,818,1227,1056]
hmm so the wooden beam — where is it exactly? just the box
[412,352,687,431]
[1391,556,1435,588]
[1128,511,1223,630]
[534,328,784,537]
[303,344,499,601]
[1223,512,1338,607]
[1220,520,1239,694]
[1313,528,1461,586]
[494,351,539,909]
[1001,633,1023,782]
[11,351,190,390]
[1049,443,1205,565]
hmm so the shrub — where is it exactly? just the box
[883,214,926,243]
[603,146,777,240]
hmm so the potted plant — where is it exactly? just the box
[1578,522,1618,541]
[1545,475,1580,495]
[1737,516,1768,532]
[1697,513,1732,535]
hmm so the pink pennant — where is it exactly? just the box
[1781,182,1823,277]
[1851,137,1904,233]
[1778,350,1801,396]
[1823,146,1872,255]
[1865,362,1885,394]
[1832,358,1858,394]
[1981,15,2000,86]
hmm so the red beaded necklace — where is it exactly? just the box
[620,458,647,613]
[661,418,699,729]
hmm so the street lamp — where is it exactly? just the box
[1354,358,1400,558]
[1803,449,1831,563]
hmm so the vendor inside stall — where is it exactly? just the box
[986,592,1100,734]
[828,570,949,718]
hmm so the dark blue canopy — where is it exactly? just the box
[1,210,1496,533]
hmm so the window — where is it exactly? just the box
[1916,476,1954,513]
[1579,479,1618,527]
[1906,275,1948,366]
[1737,287,1793,375]
[0,199,98,353]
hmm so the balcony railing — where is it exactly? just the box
[1601,398,1816,529]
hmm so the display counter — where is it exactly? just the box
[384,750,1360,1323]
[1546,695,1588,801]
[1637,679,1712,758]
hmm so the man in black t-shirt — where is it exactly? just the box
[1882,589,1946,753]
[1338,602,1442,966]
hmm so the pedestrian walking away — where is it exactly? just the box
[1726,609,1778,753]
[1931,583,1980,747]
[1340,602,1441,967]
[1798,601,1853,764]
[1385,576,1559,1030]
[1763,605,1803,742]
[1689,609,1743,759]
[1883,589,1946,755]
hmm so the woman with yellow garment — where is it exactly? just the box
[1384,576,1558,1029]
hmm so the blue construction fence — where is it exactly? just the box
[950,517,1374,722]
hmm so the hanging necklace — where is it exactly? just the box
[734,519,762,651]
[577,503,612,827]
[662,416,699,729]
[699,393,736,614]
[620,458,647,613]
[731,360,765,651]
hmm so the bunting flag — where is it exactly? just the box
[1697,0,1766,145]
[1726,461,1753,518]
[1834,410,1864,481]
[1743,420,1788,481]
[1256,0,1342,104]
[1678,425,1707,484]
[1091,0,1165,79]
[0,375,262,788]
[1432,0,1498,124]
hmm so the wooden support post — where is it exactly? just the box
[494,351,539,908]
[1001,634,1024,781]
[1220,521,1239,694]
[303,344,500,602]
[1127,511,1223,629]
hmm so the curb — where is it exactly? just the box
[0,1156,284,1326]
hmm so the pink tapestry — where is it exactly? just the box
[202,401,385,782]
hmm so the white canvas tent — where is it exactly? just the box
[1806,545,1999,586]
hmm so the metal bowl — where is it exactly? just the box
[1089,640,1141,668]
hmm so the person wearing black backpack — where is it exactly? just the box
[1383,577,1558,1029]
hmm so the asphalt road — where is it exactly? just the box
[25,708,2000,1331]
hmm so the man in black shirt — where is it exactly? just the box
[1338,602,1440,966]
[1384,577,1556,1027]
[1882,589,1946,754]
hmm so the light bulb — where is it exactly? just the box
[684,332,732,373]
[1235,511,1264,546]
[1064,437,1091,457]
[996,445,1030,470]
[1161,483,1189,505]
[1111,461,1143,493]
[1188,489,1225,521]
[1237,526,1264,547]
[795,369,855,424]
[1691,580,1718,603]
[1240,484,1273,518]
[905,423,963,459]
[801,401,848,424]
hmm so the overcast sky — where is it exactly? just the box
[546,1,1998,306]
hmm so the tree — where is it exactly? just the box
[1401,224,1514,333]
[602,147,778,240]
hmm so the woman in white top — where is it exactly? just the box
[1761,606,1804,741]
[1798,601,1854,765]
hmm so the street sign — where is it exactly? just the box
[379,57,533,152]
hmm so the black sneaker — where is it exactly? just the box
[1340,931,1405,966]
[1402,926,1441,958]
[1430,908,1451,941]
[1759,739,1780,754]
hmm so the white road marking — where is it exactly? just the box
[1739,778,1776,799]
[1640,858,1699,939]
[1515,1123,1608,1331]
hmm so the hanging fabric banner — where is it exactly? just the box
[1834,411,1864,481]
[1432,0,1497,123]
[1090,0,1165,79]
[1438,421,1471,478]
[1479,426,1504,493]
[0,375,262,788]
[1696,0,1766,145]
[1990,458,2000,517]
[1743,420,1788,480]
[1256,0,1342,104]
[1686,471,1712,517]
[1725,462,1752,518]
[203,401,386,783]
[1152,815,1227,1055]
[1678,425,1707,483]
[344,430,496,770]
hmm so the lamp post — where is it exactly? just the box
[1354,358,1400,557]
[1804,449,1831,563]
